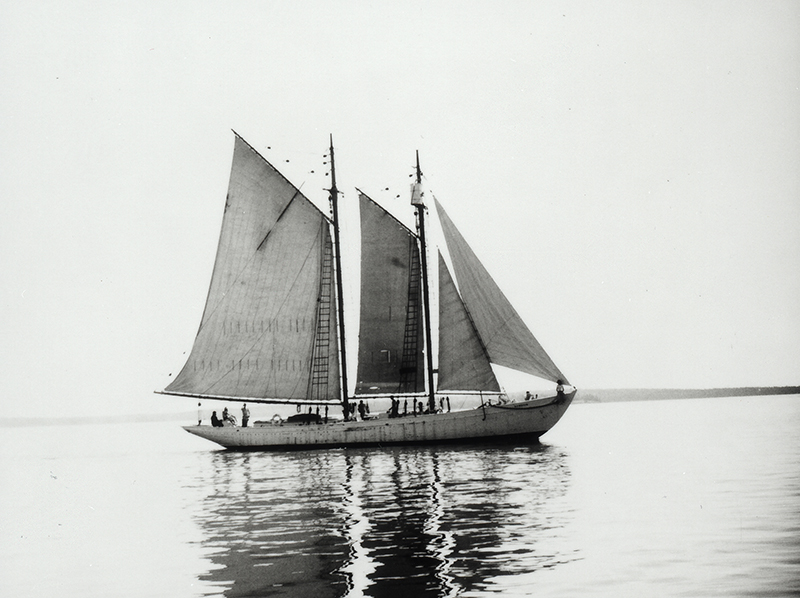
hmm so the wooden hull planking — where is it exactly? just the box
[184,392,575,450]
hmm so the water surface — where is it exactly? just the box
[2,395,798,597]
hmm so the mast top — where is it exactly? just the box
[411,151,426,207]
[329,134,338,195]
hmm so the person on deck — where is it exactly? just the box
[358,400,366,421]
[222,407,236,426]
[211,411,223,427]
[241,403,250,428]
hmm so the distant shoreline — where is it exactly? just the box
[0,411,196,428]
[2,387,798,427]
[573,386,800,404]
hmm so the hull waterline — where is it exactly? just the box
[184,391,575,450]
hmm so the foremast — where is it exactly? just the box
[328,135,351,418]
[412,152,437,412]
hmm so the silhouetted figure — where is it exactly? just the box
[211,411,223,427]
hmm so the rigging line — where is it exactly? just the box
[199,226,327,397]
[257,189,301,251]
[306,221,337,401]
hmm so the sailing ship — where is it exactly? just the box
[160,133,575,449]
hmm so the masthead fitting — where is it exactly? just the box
[410,151,426,207]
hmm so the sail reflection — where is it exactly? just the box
[188,443,574,597]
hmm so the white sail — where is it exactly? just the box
[437,252,501,391]
[434,198,568,385]
[355,192,424,395]
[165,134,340,402]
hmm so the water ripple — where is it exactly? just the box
[186,444,574,597]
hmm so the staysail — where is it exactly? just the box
[164,134,340,402]
[435,198,568,385]
[355,192,425,395]
[437,252,501,391]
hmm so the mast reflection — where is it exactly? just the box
[189,443,573,597]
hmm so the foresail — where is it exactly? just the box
[355,192,425,395]
[435,198,568,384]
[437,253,500,392]
[165,135,340,401]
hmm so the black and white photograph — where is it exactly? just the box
[1,2,798,596]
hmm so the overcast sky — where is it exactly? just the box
[2,1,798,418]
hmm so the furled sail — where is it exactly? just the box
[435,198,568,384]
[437,252,501,391]
[355,192,425,394]
[165,134,340,401]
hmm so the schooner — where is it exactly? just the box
[160,133,574,449]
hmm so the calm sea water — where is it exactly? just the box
[1,395,798,597]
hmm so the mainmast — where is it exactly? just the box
[328,135,350,417]
[412,151,437,412]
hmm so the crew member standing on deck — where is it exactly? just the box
[241,403,250,428]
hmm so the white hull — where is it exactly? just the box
[184,392,575,450]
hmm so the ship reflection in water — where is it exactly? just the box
[188,443,575,597]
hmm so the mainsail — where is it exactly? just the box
[164,134,340,402]
[434,198,568,385]
[355,192,425,395]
